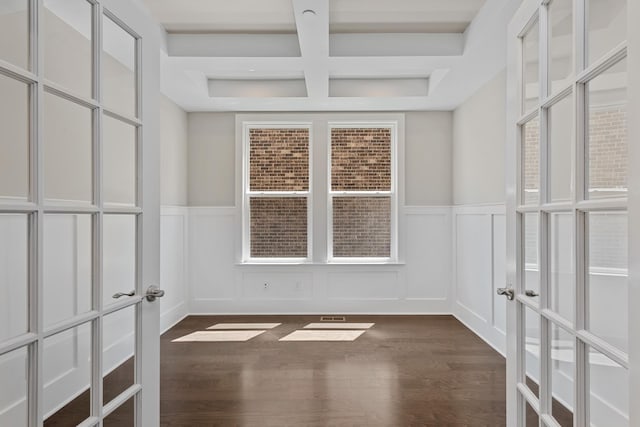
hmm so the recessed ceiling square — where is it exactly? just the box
[208,79,307,98]
[329,78,429,97]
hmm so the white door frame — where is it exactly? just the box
[627,0,640,424]
[506,0,636,426]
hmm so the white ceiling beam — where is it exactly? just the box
[292,0,329,97]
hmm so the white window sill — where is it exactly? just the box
[237,261,406,266]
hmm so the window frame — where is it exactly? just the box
[327,121,398,263]
[241,122,313,263]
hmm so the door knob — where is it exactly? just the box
[145,285,165,302]
[113,290,135,299]
[497,287,515,300]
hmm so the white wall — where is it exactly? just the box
[188,206,451,314]
[183,111,453,313]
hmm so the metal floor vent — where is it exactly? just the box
[320,316,346,322]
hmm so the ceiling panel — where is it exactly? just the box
[143,0,486,34]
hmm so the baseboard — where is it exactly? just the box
[160,302,189,333]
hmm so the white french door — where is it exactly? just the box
[0,0,161,426]
[505,0,637,426]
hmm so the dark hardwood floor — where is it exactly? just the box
[44,315,575,426]
[160,315,506,426]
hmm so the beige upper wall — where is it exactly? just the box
[186,111,452,207]
[188,112,236,206]
[405,112,452,206]
[453,69,507,205]
[160,95,188,206]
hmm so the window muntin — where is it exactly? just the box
[329,125,396,261]
[243,124,311,261]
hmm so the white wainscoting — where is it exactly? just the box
[188,206,452,314]
[160,206,190,332]
[451,204,507,355]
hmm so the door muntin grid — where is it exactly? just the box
[0,1,144,425]
[515,1,630,426]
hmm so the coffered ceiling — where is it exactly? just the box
[141,0,523,111]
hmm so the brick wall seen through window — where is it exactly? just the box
[330,127,393,258]
[248,127,309,258]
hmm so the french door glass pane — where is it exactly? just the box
[0,0,29,70]
[104,115,136,206]
[43,92,93,204]
[588,346,628,427]
[586,58,627,199]
[0,346,28,427]
[0,73,30,201]
[587,0,627,67]
[43,214,92,328]
[522,118,540,205]
[549,0,573,94]
[523,305,540,398]
[0,214,28,343]
[103,305,135,404]
[548,95,572,202]
[522,19,539,113]
[586,211,628,353]
[43,323,91,425]
[250,197,307,258]
[103,396,134,426]
[102,15,136,117]
[103,215,137,306]
[333,196,390,258]
[523,213,540,303]
[550,323,574,427]
[549,212,574,323]
[43,0,92,98]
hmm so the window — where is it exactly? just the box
[243,124,311,261]
[240,118,399,264]
[328,124,396,261]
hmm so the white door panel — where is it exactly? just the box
[0,0,160,425]
[506,1,635,426]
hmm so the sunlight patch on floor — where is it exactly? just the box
[172,330,266,342]
[207,323,282,330]
[279,330,366,342]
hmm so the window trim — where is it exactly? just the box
[327,121,398,262]
[241,122,313,263]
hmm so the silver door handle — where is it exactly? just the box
[525,290,539,297]
[497,287,514,300]
[145,285,165,302]
[113,290,135,299]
